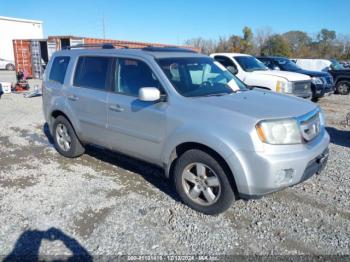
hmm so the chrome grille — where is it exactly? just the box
[292,81,312,97]
[299,111,321,142]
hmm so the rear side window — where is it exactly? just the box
[214,56,236,69]
[49,56,70,84]
[74,56,114,90]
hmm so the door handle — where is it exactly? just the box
[109,104,124,112]
[67,94,79,101]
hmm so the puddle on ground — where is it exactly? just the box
[273,190,350,221]
[0,175,39,189]
[73,207,112,238]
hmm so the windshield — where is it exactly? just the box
[157,57,247,97]
[331,59,345,70]
[234,56,268,72]
[275,58,302,71]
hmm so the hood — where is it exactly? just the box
[193,89,317,120]
[251,70,310,81]
[329,69,350,74]
[291,68,330,77]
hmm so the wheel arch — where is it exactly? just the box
[49,109,82,139]
[335,77,350,84]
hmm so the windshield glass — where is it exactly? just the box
[157,57,247,97]
[234,56,268,72]
[275,58,302,71]
[331,59,345,70]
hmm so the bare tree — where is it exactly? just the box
[255,27,273,55]
[184,37,217,54]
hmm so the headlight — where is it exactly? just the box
[256,118,302,145]
[276,81,292,93]
[312,77,323,85]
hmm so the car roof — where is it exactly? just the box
[211,53,252,57]
[53,47,207,59]
[257,56,288,60]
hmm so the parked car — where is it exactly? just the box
[0,58,15,71]
[340,61,350,69]
[210,53,312,99]
[257,56,334,101]
[295,58,350,95]
[43,45,330,215]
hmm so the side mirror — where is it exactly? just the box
[273,66,280,71]
[138,87,161,102]
[227,66,238,75]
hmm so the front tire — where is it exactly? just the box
[173,149,235,215]
[52,116,85,158]
[336,81,350,95]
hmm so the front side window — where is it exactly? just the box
[258,59,274,69]
[331,59,345,70]
[158,57,247,97]
[275,58,301,71]
[49,56,70,84]
[234,56,268,72]
[74,56,114,90]
[115,58,161,96]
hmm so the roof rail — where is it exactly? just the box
[142,46,196,53]
[64,43,129,50]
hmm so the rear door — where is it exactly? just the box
[66,56,114,146]
[43,56,70,120]
[106,57,167,164]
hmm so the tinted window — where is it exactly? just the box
[275,58,301,71]
[234,56,268,72]
[214,56,236,68]
[74,57,113,90]
[49,56,70,84]
[116,58,161,96]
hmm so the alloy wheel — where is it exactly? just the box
[181,162,221,206]
[56,123,72,151]
[338,83,349,94]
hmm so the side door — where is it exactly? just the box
[43,56,70,123]
[106,57,167,164]
[65,56,114,147]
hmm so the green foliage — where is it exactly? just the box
[261,34,291,57]
[185,27,350,60]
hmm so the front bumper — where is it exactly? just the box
[232,130,330,198]
[313,83,335,98]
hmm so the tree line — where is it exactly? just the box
[184,27,350,60]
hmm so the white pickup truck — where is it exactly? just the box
[210,53,312,99]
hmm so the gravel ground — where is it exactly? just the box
[0,73,349,258]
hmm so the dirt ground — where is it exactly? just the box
[0,72,349,258]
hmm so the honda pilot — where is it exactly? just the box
[43,45,330,215]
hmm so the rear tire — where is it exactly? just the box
[336,81,350,95]
[52,116,85,158]
[173,149,235,215]
[5,64,15,71]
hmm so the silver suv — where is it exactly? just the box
[43,45,330,215]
